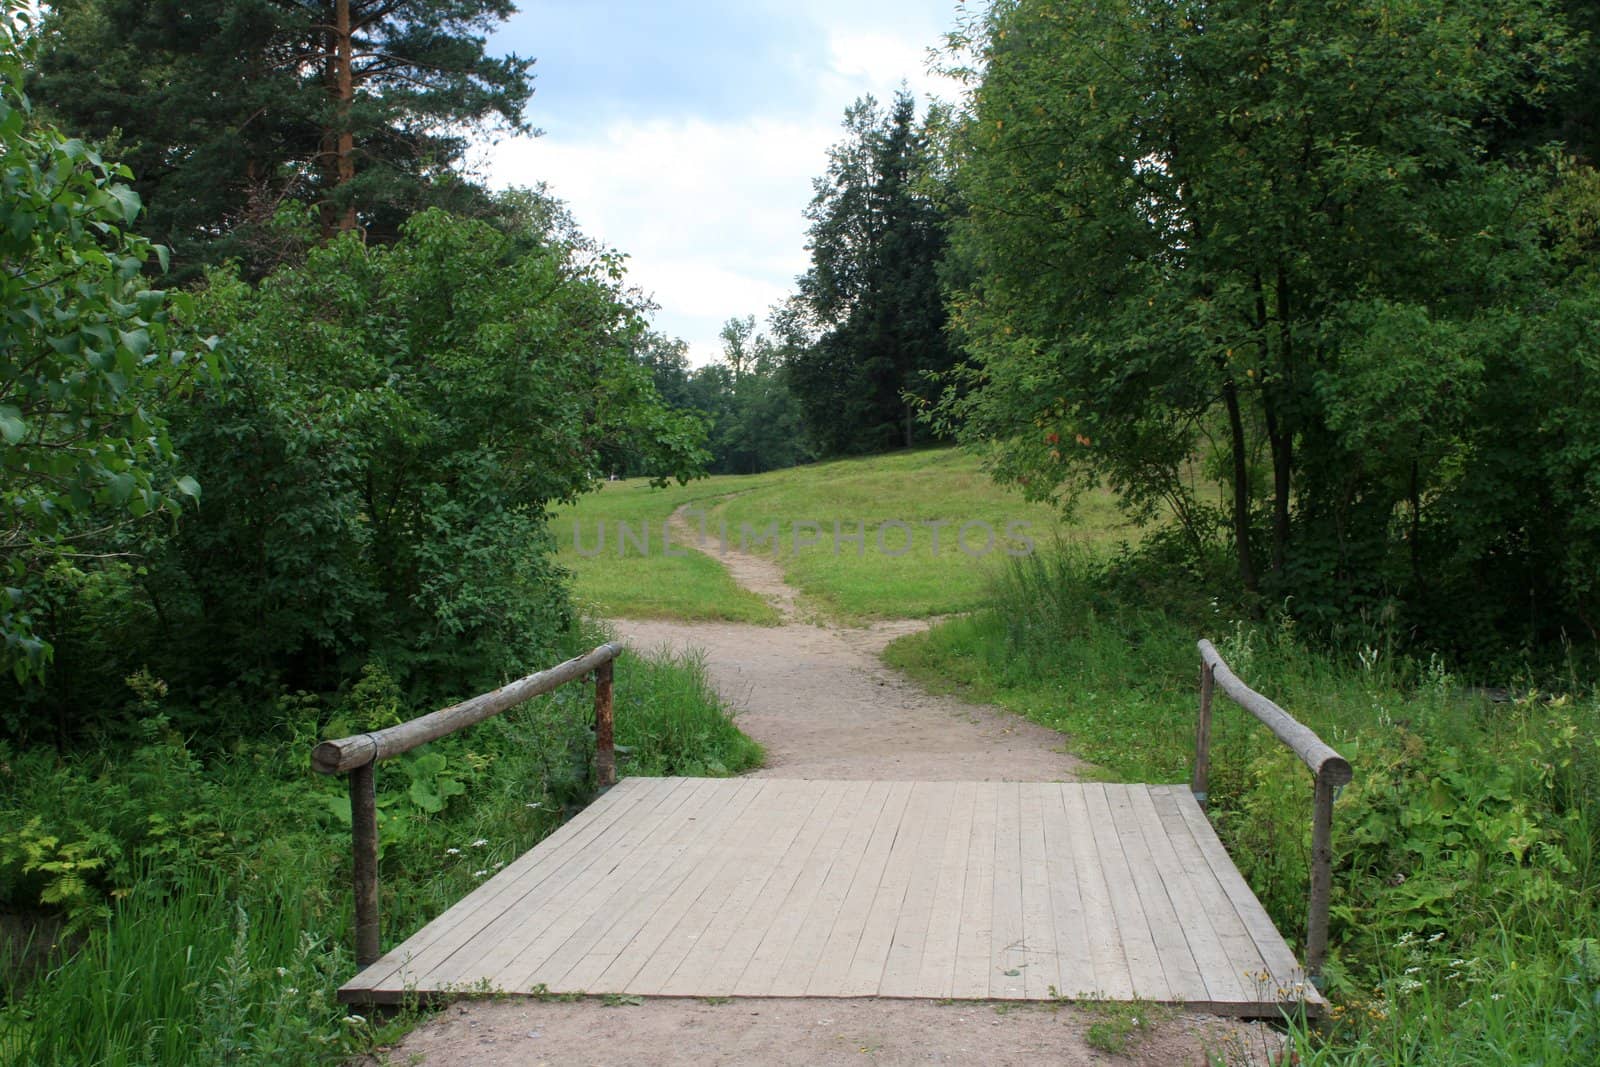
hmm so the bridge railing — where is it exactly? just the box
[1192,638,1352,984]
[311,642,624,967]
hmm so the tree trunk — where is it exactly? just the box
[1222,376,1259,594]
[334,0,357,233]
[1268,262,1296,581]
[1263,399,1292,582]
[1409,458,1424,589]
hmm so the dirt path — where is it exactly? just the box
[615,506,1084,781]
[371,512,1280,1066]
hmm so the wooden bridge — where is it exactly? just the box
[313,642,1347,1020]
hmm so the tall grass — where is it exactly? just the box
[2,869,359,1067]
[889,548,1600,1063]
[0,640,761,1066]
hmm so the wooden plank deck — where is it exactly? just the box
[340,777,1322,1017]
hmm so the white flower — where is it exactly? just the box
[445,847,461,855]
[473,869,488,878]
[1404,966,1421,974]
[525,802,541,809]
[471,838,488,848]
[275,966,289,978]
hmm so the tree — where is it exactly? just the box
[941,0,1595,655]
[662,316,809,476]
[138,204,706,703]
[30,0,533,274]
[788,90,955,455]
[0,8,212,681]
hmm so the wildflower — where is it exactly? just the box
[525,802,541,809]
[1404,966,1421,975]
[446,847,461,855]
[276,966,289,978]
[285,987,299,996]
[1492,993,1505,1001]
[1428,932,1445,943]
[471,838,488,848]
[473,869,488,878]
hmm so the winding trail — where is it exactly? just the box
[371,508,1279,1066]
[614,505,1084,781]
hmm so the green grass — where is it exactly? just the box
[0,634,760,1067]
[555,478,780,624]
[888,548,1600,1065]
[556,448,1130,622]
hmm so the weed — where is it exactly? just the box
[1082,999,1167,1053]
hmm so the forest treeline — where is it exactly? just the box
[4,0,1600,745]
[693,0,1600,673]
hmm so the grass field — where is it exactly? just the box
[555,448,1131,621]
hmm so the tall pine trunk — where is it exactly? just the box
[1222,377,1258,594]
[334,0,357,233]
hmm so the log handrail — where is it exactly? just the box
[1192,638,1351,986]
[312,642,624,967]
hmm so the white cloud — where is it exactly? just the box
[487,115,832,365]
[482,2,967,367]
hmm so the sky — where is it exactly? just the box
[483,1,967,366]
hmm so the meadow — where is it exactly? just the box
[576,448,1599,1063]
[556,448,1129,621]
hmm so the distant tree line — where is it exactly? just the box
[635,89,959,474]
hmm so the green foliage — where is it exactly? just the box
[0,201,709,736]
[0,817,112,932]
[675,316,812,475]
[0,644,759,1065]
[939,0,1600,665]
[0,10,211,681]
[787,91,956,455]
[30,0,535,275]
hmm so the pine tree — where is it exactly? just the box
[788,91,954,455]
[31,0,533,276]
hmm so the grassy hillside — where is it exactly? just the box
[555,448,1131,621]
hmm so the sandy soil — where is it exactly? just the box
[379,997,1278,1066]
[369,514,1283,1066]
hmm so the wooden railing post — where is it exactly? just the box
[313,642,623,970]
[1192,662,1214,807]
[350,761,381,968]
[594,659,616,788]
[1307,769,1336,982]
[1196,638,1351,989]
